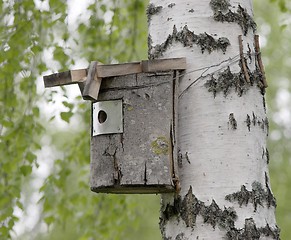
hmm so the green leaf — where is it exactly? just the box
[60,111,73,123]
[44,215,55,226]
[20,165,32,176]
[62,101,74,111]
[32,107,40,117]
[26,151,37,163]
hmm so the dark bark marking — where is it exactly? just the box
[181,187,200,227]
[204,67,247,98]
[227,218,280,240]
[185,152,191,164]
[177,150,191,168]
[210,0,231,13]
[168,3,176,8]
[225,181,276,211]
[160,195,181,231]
[204,67,266,98]
[147,3,163,21]
[259,223,281,239]
[175,233,185,240]
[210,2,256,35]
[265,172,277,208]
[160,186,279,239]
[245,113,269,133]
[228,113,237,130]
[149,25,230,59]
[253,114,269,134]
[160,186,237,231]
[266,148,270,164]
[246,114,251,131]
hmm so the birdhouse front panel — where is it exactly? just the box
[90,72,178,194]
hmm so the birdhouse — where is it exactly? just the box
[43,58,186,194]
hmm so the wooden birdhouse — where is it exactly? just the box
[43,58,186,194]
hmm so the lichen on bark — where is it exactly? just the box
[149,25,230,59]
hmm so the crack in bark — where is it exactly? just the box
[148,25,230,59]
[144,161,147,184]
[210,2,256,35]
[225,181,277,211]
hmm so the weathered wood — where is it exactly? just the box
[43,58,186,90]
[254,35,268,88]
[238,35,250,84]
[82,61,102,101]
[43,69,86,88]
[141,58,186,72]
[97,62,142,78]
[90,72,177,194]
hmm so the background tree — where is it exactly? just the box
[0,0,290,239]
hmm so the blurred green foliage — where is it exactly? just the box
[255,1,291,239]
[0,0,290,239]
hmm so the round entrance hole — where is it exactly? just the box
[98,110,107,124]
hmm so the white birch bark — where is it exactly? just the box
[147,0,279,239]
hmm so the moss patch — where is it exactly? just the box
[151,136,170,155]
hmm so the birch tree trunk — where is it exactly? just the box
[147,0,280,239]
